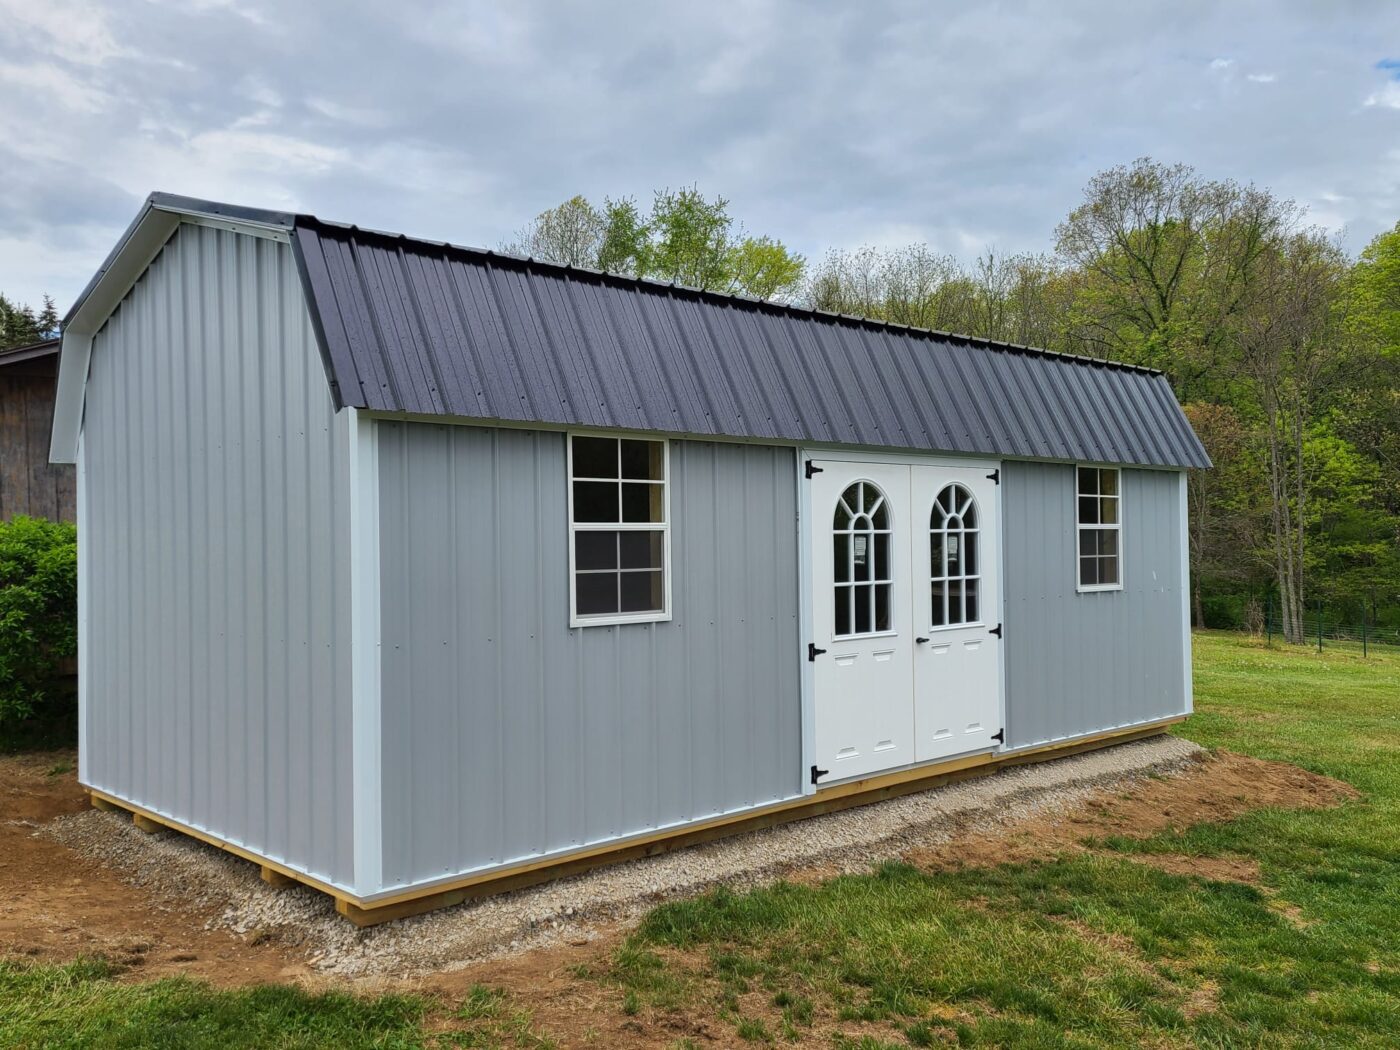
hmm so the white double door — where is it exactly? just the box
[809,456,1002,784]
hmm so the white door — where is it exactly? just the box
[809,461,915,782]
[910,464,1003,762]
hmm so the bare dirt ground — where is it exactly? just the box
[0,751,302,987]
[0,739,1355,1022]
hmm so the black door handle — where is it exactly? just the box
[915,637,930,644]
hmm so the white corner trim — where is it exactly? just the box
[347,408,383,895]
[50,333,93,465]
[1179,470,1193,714]
[796,449,816,795]
[75,433,89,783]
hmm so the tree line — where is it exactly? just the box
[0,294,59,351]
[512,161,1400,640]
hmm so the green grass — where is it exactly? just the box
[0,957,430,1048]
[597,632,1400,1047]
[1,632,1395,1047]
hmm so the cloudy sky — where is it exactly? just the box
[2,0,1398,311]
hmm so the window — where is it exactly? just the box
[833,481,893,637]
[569,434,669,624]
[1076,466,1121,591]
[930,483,980,626]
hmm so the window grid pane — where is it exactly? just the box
[571,436,668,620]
[834,481,894,638]
[928,483,980,627]
[1076,467,1120,590]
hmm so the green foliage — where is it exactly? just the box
[0,291,58,349]
[1348,221,1400,357]
[0,516,78,735]
[505,186,805,300]
[597,195,647,276]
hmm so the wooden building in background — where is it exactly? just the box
[1,338,74,521]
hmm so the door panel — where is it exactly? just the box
[910,464,1002,762]
[809,461,914,781]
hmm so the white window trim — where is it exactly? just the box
[1075,465,1124,594]
[567,430,673,627]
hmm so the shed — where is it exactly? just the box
[2,337,73,521]
[51,194,1209,924]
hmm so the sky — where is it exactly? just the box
[2,0,1399,312]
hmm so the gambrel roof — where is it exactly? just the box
[54,193,1211,468]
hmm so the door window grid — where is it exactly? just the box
[569,434,669,624]
[930,483,980,627]
[832,480,893,637]
[1076,465,1122,591]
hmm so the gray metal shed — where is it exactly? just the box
[53,194,1205,923]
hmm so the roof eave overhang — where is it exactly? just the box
[49,195,296,464]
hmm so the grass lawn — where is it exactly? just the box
[2,631,1397,1048]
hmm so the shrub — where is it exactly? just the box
[0,516,77,739]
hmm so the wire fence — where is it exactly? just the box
[1235,602,1400,654]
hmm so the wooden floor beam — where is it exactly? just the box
[260,866,297,889]
[131,812,163,834]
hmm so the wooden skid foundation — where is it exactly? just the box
[87,717,1184,928]
[260,865,298,888]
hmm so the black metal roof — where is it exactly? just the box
[290,216,1208,468]
[67,193,1209,468]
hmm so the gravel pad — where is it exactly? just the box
[42,734,1201,977]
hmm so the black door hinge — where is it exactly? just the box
[811,764,830,785]
[808,642,827,661]
[986,468,1000,484]
[989,623,1003,638]
[805,460,823,479]
[991,728,1004,744]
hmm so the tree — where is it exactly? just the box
[1348,221,1400,357]
[1055,158,1295,398]
[0,293,50,350]
[1181,402,1257,627]
[804,244,972,330]
[643,187,735,290]
[1235,231,1352,642]
[727,235,807,301]
[597,197,648,277]
[501,195,606,268]
[505,187,805,300]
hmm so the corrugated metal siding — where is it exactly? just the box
[1001,461,1188,748]
[375,424,802,891]
[293,224,1210,469]
[82,222,356,887]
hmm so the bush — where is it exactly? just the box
[0,516,77,740]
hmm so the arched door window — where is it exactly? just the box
[833,481,892,636]
[930,484,980,626]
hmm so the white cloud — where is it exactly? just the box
[1247,72,1277,83]
[1364,82,1400,109]
[306,97,388,127]
[0,60,111,114]
[0,0,127,66]
[1210,57,1235,70]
